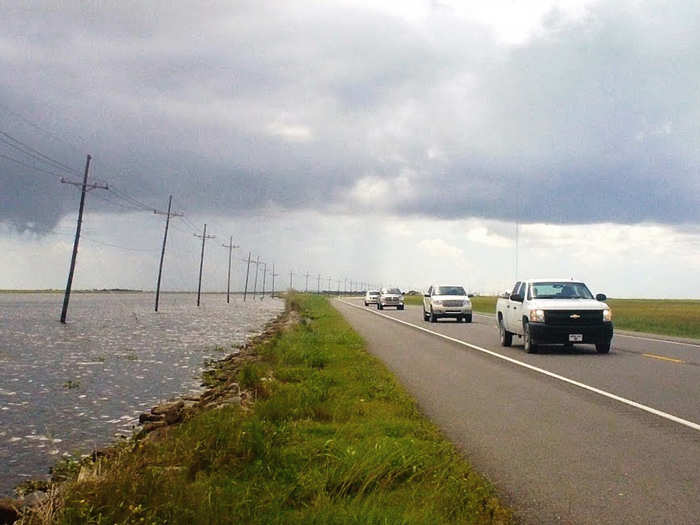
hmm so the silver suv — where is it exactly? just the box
[364,290,380,306]
[378,287,404,310]
[423,284,472,322]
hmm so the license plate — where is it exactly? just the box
[569,334,583,342]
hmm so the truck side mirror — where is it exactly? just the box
[510,293,523,302]
[596,293,607,301]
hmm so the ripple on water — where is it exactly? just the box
[0,292,284,497]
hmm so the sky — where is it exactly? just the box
[1,0,698,298]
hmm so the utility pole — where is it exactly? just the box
[261,261,267,299]
[289,270,293,290]
[336,279,340,296]
[344,277,347,295]
[154,195,183,312]
[243,252,252,302]
[327,276,331,293]
[252,255,261,297]
[317,273,321,294]
[271,264,279,298]
[222,236,239,304]
[194,224,215,306]
[305,272,310,292]
[60,154,108,323]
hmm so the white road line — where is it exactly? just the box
[614,333,700,348]
[339,299,700,433]
[469,311,700,348]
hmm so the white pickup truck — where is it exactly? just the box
[496,278,613,353]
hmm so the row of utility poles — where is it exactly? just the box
[57,153,378,323]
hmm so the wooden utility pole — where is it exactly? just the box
[317,273,321,294]
[222,236,239,304]
[261,261,267,299]
[194,224,215,306]
[252,255,261,297]
[60,154,108,323]
[271,264,279,298]
[304,272,310,292]
[243,252,252,302]
[289,270,293,290]
[154,195,183,312]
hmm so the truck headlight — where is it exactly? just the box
[464,300,471,307]
[529,309,545,323]
[432,300,443,306]
[603,309,612,321]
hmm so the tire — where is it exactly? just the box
[465,314,472,323]
[499,318,512,347]
[596,342,611,354]
[364,301,368,306]
[378,303,383,310]
[429,308,437,323]
[423,308,429,321]
[398,305,404,310]
[523,321,537,353]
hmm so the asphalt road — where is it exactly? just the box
[334,298,700,525]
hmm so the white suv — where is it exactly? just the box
[364,290,380,306]
[378,288,404,310]
[423,285,472,323]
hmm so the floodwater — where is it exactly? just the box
[0,292,284,497]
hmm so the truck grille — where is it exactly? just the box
[443,300,464,307]
[545,310,603,325]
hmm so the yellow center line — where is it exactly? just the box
[642,353,685,364]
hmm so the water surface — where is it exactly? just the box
[0,292,283,497]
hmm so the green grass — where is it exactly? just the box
[605,299,700,339]
[54,294,512,524]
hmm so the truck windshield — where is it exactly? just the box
[530,282,593,299]
[436,286,466,295]
[386,288,401,294]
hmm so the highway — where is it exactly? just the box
[334,298,700,525]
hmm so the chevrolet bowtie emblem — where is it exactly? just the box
[570,314,581,319]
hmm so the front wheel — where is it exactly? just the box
[398,305,404,310]
[499,318,512,347]
[465,314,472,323]
[430,308,437,323]
[596,342,611,354]
[364,301,368,306]
[523,322,537,353]
[423,308,429,321]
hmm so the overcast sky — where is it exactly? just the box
[1,0,698,297]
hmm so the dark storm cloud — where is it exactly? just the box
[1,0,698,233]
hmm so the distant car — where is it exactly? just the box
[364,290,380,306]
[423,285,472,322]
[378,287,404,310]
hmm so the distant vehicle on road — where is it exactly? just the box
[496,278,613,353]
[378,288,404,310]
[423,285,472,322]
[364,290,380,306]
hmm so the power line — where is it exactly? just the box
[0,131,79,176]
[0,152,70,180]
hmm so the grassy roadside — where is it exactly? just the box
[405,295,700,339]
[33,294,512,524]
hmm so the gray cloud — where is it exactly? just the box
[1,0,698,233]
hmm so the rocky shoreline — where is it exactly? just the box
[1,304,294,525]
